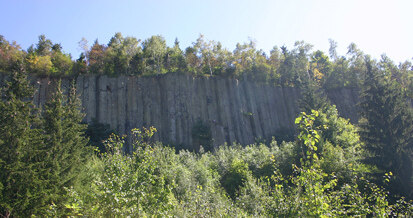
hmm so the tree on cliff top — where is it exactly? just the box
[142,35,167,75]
[88,39,106,74]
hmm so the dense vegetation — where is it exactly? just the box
[0,34,412,216]
[1,34,412,93]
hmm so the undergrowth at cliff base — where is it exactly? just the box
[46,112,413,217]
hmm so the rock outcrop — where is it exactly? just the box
[19,73,359,150]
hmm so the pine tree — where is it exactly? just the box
[358,60,413,199]
[0,71,45,216]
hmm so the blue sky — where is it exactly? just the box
[1,0,412,63]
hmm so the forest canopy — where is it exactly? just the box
[1,33,412,93]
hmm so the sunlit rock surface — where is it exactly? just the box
[28,73,359,150]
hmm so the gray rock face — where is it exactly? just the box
[28,73,359,150]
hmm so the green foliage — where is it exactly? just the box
[50,50,72,75]
[294,106,367,183]
[24,35,74,76]
[221,157,251,199]
[1,96,412,216]
[165,38,187,73]
[298,80,330,114]
[69,127,173,217]
[85,118,115,153]
[1,34,413,92]
[0,71,44,216]
[310,50,331,85]
[142,35,167,75]
[0,35,25,72]
[265,110,412,217]
[72,52,87,74]
[35,35,53,56]
[26,53,53,75]
[103,32,141,75]
[1,34,413,216]
[191,119,213,152]
[0,74,92,216]
[39,80,91,214]
[359,59,413,199]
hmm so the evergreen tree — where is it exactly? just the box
[41,80,90,208]
[298,80,330,114]
[0,71,45,216]
[358,60,413,199]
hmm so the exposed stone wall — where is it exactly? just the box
[19,73,359,150]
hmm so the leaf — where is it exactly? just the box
[313,153,318,159]
[311,109,319,117]
[295,116,302,124]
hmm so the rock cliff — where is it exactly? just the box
[5,73,360,150]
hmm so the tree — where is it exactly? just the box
[165,38,186,73]
[193,34,215,76]
[233,39,257,78]
[142,35,167,74]
[85,118,115,153]
[41,80,90,208]
[278,46,295,86]
[323,56,349,89]
[212,42,234,76]
[35,35,53,56]
[298,80,330,114]
[104,33,125,75]
[396,60,413,95]
[358,59,413,199]
[88,39,106,74]
[0,71,44,216]
[78,37,89,62]
[328,39,338,61]
[191,119,213,152]
[73,52,87,74]
[51,49,73,75]
[185,46,201,74]
[26,54,53,75]
[0,35,25,73]
[92,127,172,216]
[292,41,313,85]
[269,46,282,71]
[104,33,141,75]
[309,50,331,85]
[122,36,141,74]
[346,43,365,87]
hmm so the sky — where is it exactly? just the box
[1,0,412,63]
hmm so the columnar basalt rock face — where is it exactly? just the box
[27,73,359,150]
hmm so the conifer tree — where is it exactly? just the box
[41,80,90,208]
[358,60,413,199]
[61,81,90,186]
[0,71,44,216]
[298,80,330,114]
